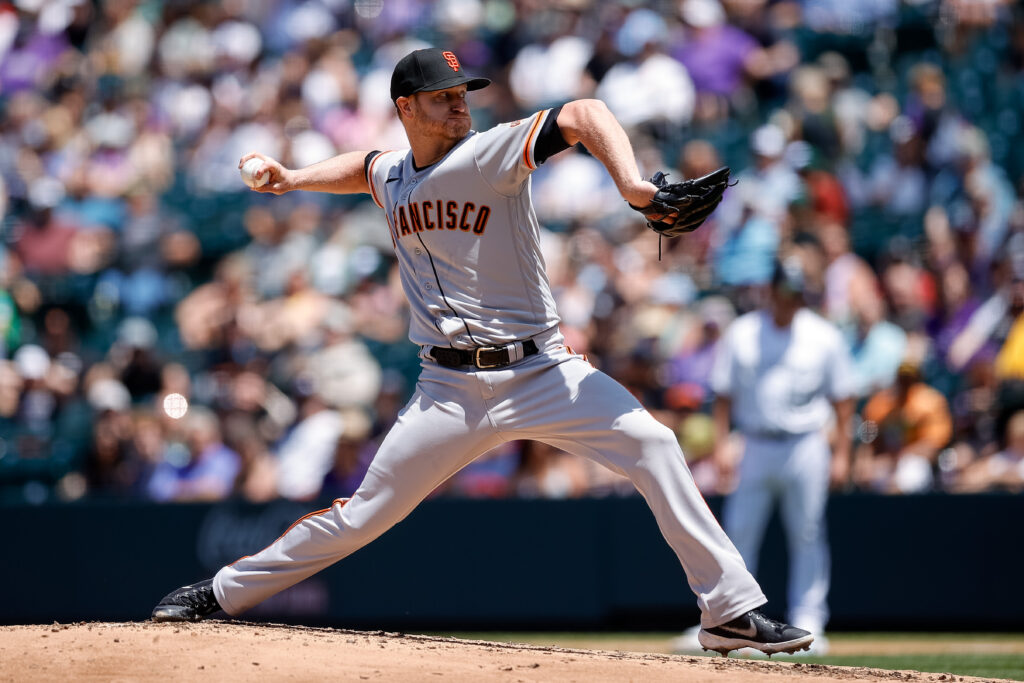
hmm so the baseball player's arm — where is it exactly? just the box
[852,393,891,487]
[829,397,855,490]
[238,151,372,196]
[711,395,738,494]
[556,99,658,208]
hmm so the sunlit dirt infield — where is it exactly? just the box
[2,621,1018,682]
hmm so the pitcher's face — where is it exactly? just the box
[405,85,471,141]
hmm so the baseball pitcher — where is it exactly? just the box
[151,48,812,657]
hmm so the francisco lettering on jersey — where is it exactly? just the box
[388,201,491,240]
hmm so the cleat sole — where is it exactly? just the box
[698,630,814,657]
[152,606,202,623]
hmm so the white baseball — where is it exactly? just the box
[240,157,269,188]
[163,392,189,420]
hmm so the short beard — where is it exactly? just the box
[443,118,471,139]
[410,101,470,140]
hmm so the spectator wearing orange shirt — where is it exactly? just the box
[854,359,953,493]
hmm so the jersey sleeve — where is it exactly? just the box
[709,331,735,397]
[364,149,390,209]
[474,107,569,196]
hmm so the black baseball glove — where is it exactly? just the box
[631,166,732,237]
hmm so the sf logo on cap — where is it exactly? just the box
[442,51,460,72]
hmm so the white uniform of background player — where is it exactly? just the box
[709,258,855,647]
[153,49,812,655]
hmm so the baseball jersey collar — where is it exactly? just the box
[409,130,476,173]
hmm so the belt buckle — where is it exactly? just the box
[474,346,503,369]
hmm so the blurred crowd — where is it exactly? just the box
[1,0,1023,504]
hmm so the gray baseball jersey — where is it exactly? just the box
[365,109,561,349]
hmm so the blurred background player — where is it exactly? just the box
[677,256,854,655]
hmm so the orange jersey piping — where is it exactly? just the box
[229,498,349,567]
[522,111,546,171]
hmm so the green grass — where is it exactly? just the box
[833,632,1024,644]
[804,632,1024,680]
[436,632,1024,681]
[788,654,1024,681]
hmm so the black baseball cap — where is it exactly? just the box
[390,48,491,102]
[771,257,807,296]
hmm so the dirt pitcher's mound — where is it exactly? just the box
[0,621,1006,683]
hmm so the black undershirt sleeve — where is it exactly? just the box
[534,105,571,166]
[363,150,382,181]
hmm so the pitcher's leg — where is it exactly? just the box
[214,380,501,615]
[779,433,831,634]
[512,357,765,627]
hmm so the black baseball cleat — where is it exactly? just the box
[698,609,813,657]
[151,579,222,622]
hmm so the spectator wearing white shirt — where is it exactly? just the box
[595,9,695,132]
[275,393,345,502]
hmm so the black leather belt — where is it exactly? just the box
[428,339,539,369]
[746,430,798,441]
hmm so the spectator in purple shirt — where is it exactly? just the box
[147,406,241,502]
[665,296,735,403]
[0,26,69,93]
[673,0,799,101]
[929,260,985,371]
